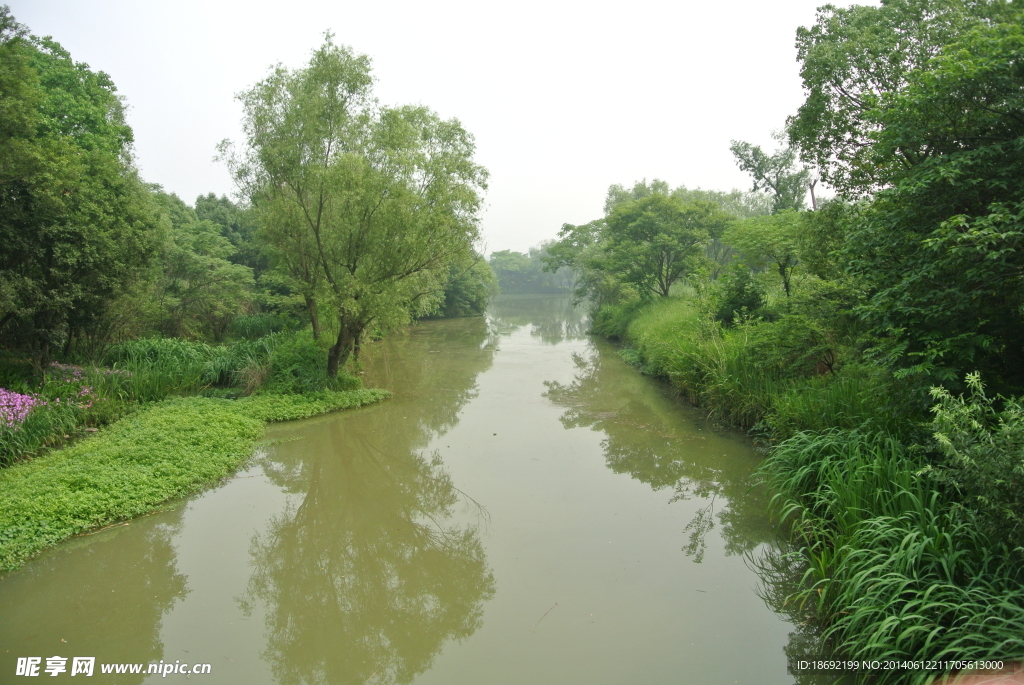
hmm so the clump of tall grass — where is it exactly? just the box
[101,338,215,402]
[766,366,919,439]
[97,333,358,400]
[0,363,124,466]
[625,297,785,428]
[762,429,1024,683]
[203,331,359,395]
[0,390,79,467]
[228,313,293,339]
[203,333,281,391]
[1,332,366,468]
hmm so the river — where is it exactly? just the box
[0,295,811,684]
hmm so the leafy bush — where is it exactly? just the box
[746,313,837,378]
[264,331,359,394]
[930,372,1024,550]
[714,264,766,325]
[591,297,645,339]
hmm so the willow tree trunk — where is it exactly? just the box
[327,317,362,378]
[305,295,321,341]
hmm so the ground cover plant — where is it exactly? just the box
[0,387,390,573]
[0,397,264,572]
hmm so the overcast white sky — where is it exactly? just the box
[9,0,865,254]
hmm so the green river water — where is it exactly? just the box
[0,295,814,684]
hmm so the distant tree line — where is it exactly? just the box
[487,244,573,294]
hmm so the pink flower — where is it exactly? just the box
[0,388,40,429]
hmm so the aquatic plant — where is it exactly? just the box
[0,388,390,571]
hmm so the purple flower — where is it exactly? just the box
[0,388,41,429]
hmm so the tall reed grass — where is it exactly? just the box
[1,332,363,467]
[762,430,1024,684]
[101,337,215,402]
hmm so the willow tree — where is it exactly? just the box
[223,36,487,376]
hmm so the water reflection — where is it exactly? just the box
[487,295,588,344]
[242,314,498,685]
[367,315,500,443]
[0,515,187,683]
[543,345,775,560]
[751,545,855,685]
[242,440,494,685]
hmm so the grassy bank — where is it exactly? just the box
[0,332,365,466]
[0,388,389,573]
[609,295,1024,683]
[620,296,913,437]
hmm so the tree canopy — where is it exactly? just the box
[0,9,157,365]
[605,194,729,298]
[787,0,1013,195]
[224,35,488,375]
[729,134,811,213]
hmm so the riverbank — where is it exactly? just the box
[0,388,389,573]
[604,295,1024,684]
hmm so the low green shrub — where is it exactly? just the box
[263,330,359,394]
[591,298,646,339]
[713,264,767,325]
[930,372,1024,551]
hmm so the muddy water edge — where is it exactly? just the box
[0,295,823,684]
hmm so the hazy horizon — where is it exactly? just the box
[8,0,867,254]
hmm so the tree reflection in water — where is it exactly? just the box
[543,347,776,560]
[241,315,497,685]
[0,515,187,684]
[487,295,589,345]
